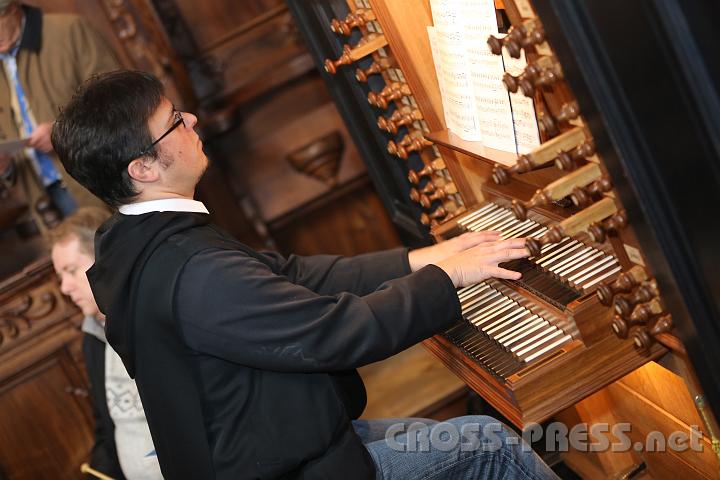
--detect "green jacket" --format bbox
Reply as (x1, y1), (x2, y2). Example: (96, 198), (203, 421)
(0, 5), (119, 216)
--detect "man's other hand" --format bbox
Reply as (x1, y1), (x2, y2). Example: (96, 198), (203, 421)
(408, 231), (501, 272)
(27, 122), (54, 153)
(434, 237), (530, 288)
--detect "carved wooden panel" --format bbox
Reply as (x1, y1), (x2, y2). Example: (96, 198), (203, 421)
(0, 262), (91, 480)
(0, 280), (73, 352)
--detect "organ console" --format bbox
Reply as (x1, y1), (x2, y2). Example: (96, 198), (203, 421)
(291, 0), (720, 475)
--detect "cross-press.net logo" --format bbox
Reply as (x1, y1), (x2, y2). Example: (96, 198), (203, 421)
(385, 421), (704, 453)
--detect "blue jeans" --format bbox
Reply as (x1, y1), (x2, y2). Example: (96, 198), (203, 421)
(47, 181), (77, 217)
(352, 416), (559, 480)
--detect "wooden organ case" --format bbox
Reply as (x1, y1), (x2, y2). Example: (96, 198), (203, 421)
(289, 0), (720, 476)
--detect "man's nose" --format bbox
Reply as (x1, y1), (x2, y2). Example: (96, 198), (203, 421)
(184, 112), (198, 128)
(60, 277), (74, 295)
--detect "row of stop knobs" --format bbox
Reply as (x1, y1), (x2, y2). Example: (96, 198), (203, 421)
(323, 8), (461, 228)
(597, 265), (672, 352)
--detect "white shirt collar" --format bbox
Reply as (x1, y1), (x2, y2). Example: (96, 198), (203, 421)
(118, 198), (209, 216)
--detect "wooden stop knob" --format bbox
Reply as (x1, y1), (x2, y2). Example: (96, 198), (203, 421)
(613, 280), (659, 318)
(356, 59), (388, 82)
(525, 226), (565, 257)
(420, 205), (447, 226)
(511, 200), (529, 221)
(596, 265), (648, 306)
(324, 45), (353, 74)
(588, 210), (627, 243)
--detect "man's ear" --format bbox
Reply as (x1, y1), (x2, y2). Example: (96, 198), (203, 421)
(127, 157), (159, 183)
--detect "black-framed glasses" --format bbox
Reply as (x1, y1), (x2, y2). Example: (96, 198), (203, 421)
(138, 110), (185, 157)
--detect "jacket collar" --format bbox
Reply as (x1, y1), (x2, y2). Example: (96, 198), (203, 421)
(18, 5), (42, 53)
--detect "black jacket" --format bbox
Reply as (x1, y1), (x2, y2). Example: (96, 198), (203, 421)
(88, 212), (461, 479)
(83, 334), (126, 480)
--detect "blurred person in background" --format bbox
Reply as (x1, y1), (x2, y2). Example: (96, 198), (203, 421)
(50, 207), (162, 480)
(0, 0), (118, 230)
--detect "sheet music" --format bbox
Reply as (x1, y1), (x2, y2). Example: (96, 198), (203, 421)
(426, 27), (452, 127)
(458, 2), (517, 152)
(429, 0), (535, 154)
(429, 0), (482, 141)
(502, 49), (541, 154)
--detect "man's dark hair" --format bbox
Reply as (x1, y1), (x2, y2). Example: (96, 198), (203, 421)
(52, 70), (164, 207)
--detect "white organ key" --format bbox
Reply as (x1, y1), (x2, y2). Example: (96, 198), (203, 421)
(547, 247), (594, 272)
(494, 314), (542, 344)
(497, 316), (544, 345)
(467, 297), (511, 322)
(504, 221), (543, 238)
(464, 207), (507, 230)
(468, 210), (513, 231)
(482, 306), (526, 333)
(503, 320), (549, 348)
(581, 264), (622, 289)
(553, 250), (605, 276)
(569, 256), (618, 284)
(473, 299), (518, 328)
(513, 328), (560, 355)
(540, 237), (573, 254)
(501, 219), (537, 239)
(524, 226), (549, 239)
(458, 203), (498, 225)
(457, 283), (488, 302)
(487, 310), (534, 338)
(539, 243), (587, 269)
(461, 289), (498, 311)
(474, 212), (516, 232)
(535, 239), (575, 263)
(535, 241), (581, 266)
(491, 216), (523, 233)
(522, 334), (573, 362)
(568, 252), (615, 282)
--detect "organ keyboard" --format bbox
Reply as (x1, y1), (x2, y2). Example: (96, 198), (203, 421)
(288, 0), (720, 442)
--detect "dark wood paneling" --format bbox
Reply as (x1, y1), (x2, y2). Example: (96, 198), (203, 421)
(273, 180), (400, 256)
(173, 0), (285, 49)
(0, 263), (92, 479)
(215, 75), (366, 224)
(0, 349), (93, 480)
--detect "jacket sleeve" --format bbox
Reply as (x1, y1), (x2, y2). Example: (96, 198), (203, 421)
(82, 336), (126, 480)
(257, 247), (412, 296)
(69, 17), (120, 82)
(176, 248), (461, 372)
